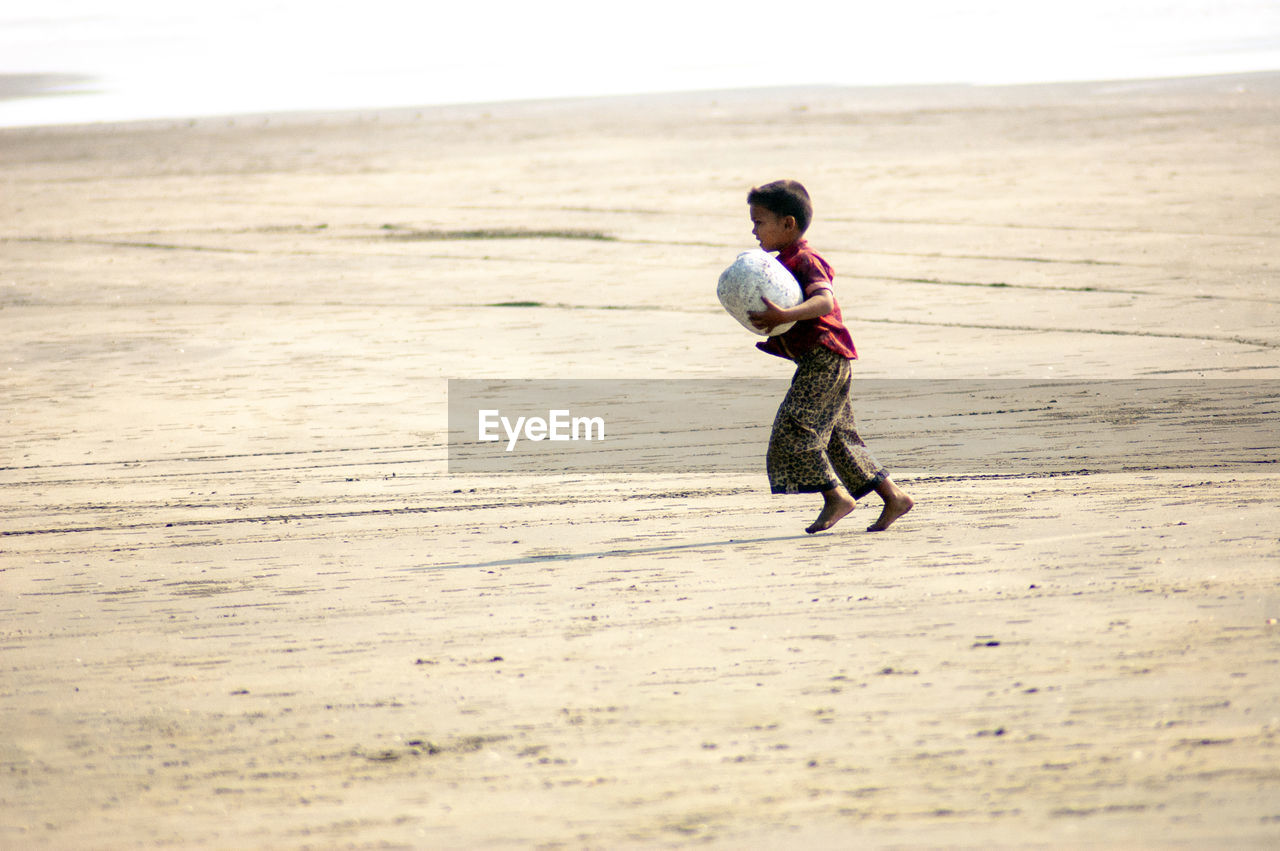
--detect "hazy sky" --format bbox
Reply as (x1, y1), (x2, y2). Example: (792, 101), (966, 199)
(2, 1), (1278, 125)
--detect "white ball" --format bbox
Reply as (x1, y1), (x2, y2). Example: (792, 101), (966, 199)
(717, 249), (803, 336)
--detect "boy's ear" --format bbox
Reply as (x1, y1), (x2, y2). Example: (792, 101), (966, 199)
(783, 215), (798, 231)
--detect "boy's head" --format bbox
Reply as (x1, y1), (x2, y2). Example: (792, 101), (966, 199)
(747, 180), (812, 252)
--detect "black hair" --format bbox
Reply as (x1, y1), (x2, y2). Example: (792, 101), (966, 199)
(747, 179), (813, 233)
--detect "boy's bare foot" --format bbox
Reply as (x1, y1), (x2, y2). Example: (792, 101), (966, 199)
(806, 488), (855, 534)
(867, 481), (913, 532)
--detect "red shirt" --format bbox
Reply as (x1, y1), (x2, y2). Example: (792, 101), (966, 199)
(756, 239), (858, 361)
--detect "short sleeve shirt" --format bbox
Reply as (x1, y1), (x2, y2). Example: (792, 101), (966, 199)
(756, 239), (858, 361)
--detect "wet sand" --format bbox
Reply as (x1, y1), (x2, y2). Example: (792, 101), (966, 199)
(2, 75), (1279, 848)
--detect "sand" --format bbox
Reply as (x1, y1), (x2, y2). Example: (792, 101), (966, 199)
(2, 74), (1279, 849)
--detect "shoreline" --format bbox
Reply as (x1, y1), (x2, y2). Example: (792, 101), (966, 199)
(1, 68), (1277, 132)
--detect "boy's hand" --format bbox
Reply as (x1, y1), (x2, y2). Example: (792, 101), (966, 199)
(748, 297), (790, 332)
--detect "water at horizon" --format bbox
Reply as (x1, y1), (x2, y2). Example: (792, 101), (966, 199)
(2, 0), (1278, 128)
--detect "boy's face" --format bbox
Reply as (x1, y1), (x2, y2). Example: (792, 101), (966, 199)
(750, 204), (796, 253)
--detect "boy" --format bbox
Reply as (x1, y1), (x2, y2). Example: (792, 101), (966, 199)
(745, 180), (913, 533)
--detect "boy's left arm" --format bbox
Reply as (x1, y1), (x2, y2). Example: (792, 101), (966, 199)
(749, 290), (833, 332)
(749, 251), (836, 332)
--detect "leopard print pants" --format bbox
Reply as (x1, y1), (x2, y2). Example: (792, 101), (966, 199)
(767, 346), (887, 496)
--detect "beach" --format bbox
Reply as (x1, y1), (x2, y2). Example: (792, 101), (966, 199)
(2, 74), (1279, 848)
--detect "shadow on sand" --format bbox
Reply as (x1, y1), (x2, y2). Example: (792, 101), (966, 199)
(399, 533), (816, 572)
